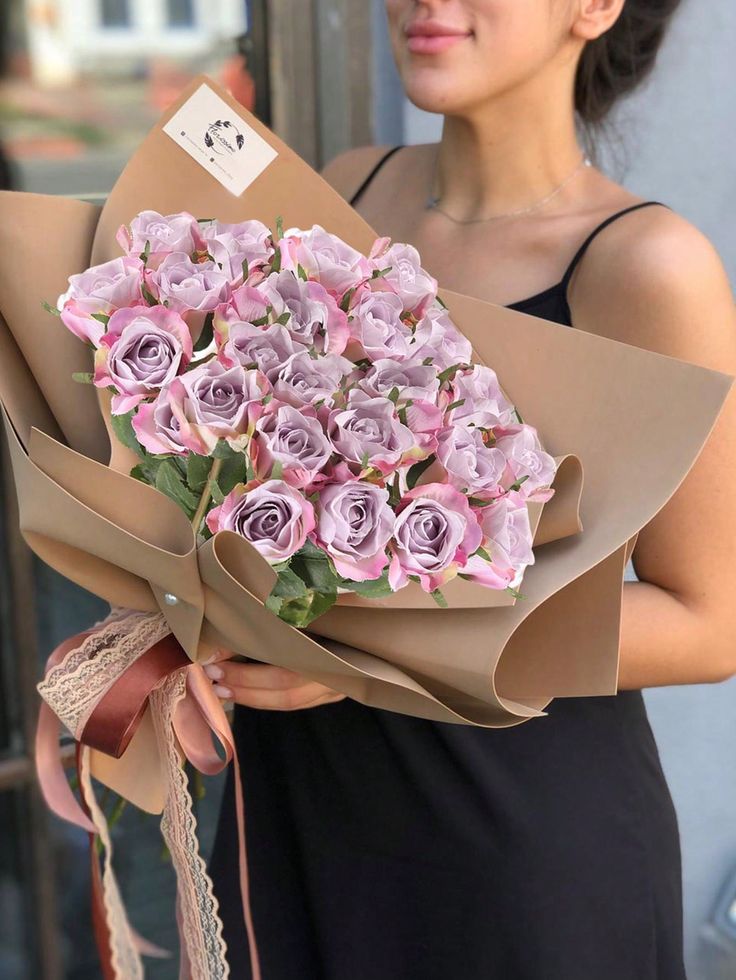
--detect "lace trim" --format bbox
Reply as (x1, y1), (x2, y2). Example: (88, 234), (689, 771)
(150, 672), (230, 979)
(79, 746), (144, 980)
(38, 611), (170, 737)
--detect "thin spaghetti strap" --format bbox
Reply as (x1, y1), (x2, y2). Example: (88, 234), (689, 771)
(560, 201), (672, 289)
(349, 145), (405, 206)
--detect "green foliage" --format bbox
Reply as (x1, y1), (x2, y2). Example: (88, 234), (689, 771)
(155, 460), (200, 517)
(110, 410), (146, 459)
(193, 312), (214, 352)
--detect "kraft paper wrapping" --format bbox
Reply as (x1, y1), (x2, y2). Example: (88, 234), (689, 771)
(0, 77), (732, 810)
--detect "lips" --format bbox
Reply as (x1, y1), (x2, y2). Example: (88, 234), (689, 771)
(404, 21), (472, 55)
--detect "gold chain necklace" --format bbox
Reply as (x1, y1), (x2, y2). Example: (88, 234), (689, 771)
(425, 152), (592, 223)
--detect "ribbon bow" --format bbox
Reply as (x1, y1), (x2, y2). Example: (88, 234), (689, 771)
(36, 607), (260, 980)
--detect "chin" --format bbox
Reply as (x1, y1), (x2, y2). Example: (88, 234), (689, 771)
(401, 73), (483, 116)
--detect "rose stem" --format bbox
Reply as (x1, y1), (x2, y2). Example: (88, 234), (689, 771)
(191, 456), (224, 535)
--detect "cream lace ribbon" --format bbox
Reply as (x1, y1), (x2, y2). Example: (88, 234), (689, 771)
(38, 607), (233, 979)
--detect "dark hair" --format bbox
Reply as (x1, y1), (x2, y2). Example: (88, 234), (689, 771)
(574, 0), (683, 125)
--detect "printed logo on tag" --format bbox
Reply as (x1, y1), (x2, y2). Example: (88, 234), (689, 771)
(163, 83), (278, 196)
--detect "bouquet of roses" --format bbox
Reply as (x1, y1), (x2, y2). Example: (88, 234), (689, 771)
(54, 210), (558, 627)
(1, 76), (730, 980)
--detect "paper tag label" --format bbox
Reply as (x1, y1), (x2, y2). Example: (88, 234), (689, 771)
(163, 83), (277, 196)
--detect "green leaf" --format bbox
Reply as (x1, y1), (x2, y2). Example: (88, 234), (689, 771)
(155, 460), (200, 516)
(430, 588), (448, 608)
(270, 460), (284, 480)
(209, 480), (225, 506)
(505, 585), (526, 600)
(141, 282), (158, 307)
(72, 372), (94, 384)
(42, 300), (60, 317)
(130, 457), (163, 485)
(241, 257), (249, 281)
(218, 453), (248, 496)
(508, 475), (530, 493)
(272, 567), (309, 599)
(446, 398), (466, 412)
(271, 246), (282, 273)
(338, 571), (393, 598)
(274, 311), (290, 326)
(110, 410), (146, 459)
(186, 454), (212, 494)
(139, 239), (151, 265)
(290, 546), (339, 595)
(275, 215), (284, 240)
(436, 294), (448, 310)
(211, 439), (239, 460)
(90, 312), (111, 326)
(193, 312), (214, 353)
(437, 363), (468, 385)
(422, 356), (434, 366)
(513, 407), (525, 424)
(276, 588), (337, 627)
(296, 263), (308, 281)
(387, 386), (400, 404)
(370, 266), (392, 279)
(473, 545), (493, 563)
(406, 455), (435, 490)
(339, 286), (356, 313)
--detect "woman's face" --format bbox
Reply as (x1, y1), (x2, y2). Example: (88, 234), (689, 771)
(384, 0), (578, 116)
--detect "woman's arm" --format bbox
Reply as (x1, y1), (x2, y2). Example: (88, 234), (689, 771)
(570, 206), (736, 687)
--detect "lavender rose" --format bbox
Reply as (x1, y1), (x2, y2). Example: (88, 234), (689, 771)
(93, 305), (193, 414)
(57, 256), (144, 345)
(218, 322), (308, 378)
(313, 481), (394, 581)
(493, 424), (558, 501)
(388, 483), (482, 592)
(116, 210), (205, 267)
(251, 403), (333, 489)
(201, 219), (274, 284)
(149, 252), (231, 314)
(135, 361), (270, 455)
(272, 351), (353, 408)
(436, 425), (507, 495)
(327, 390), (415, 476)
(206, 480), (315, 564)
(359, 358), (440, 404)
(258, 269), (350, 354)
(370, 240), (438, 317)
(349, 290), (413, 362)
(411, 305), (473, 370)
(280, 223), (372, 298)
(447, 364), (516, 430)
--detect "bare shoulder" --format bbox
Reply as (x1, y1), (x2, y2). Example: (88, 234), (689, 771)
(319, 144), (396, 201)
(570, 203), (736, 371)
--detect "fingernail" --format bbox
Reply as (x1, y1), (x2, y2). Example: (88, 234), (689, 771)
(213, 684), (232, 699)
(203, 664), (224, 681)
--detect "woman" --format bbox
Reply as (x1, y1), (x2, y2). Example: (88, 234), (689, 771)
(207, 2), (736, 977)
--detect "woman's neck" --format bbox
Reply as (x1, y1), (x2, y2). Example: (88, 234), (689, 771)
(433, 82), (587, 223)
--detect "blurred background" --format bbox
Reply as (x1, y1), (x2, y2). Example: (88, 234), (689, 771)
(0, 1), (734, 978)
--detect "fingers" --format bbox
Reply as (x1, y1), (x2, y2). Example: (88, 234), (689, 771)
(202, 660), (346, 711)
(223, 683), (345, 711)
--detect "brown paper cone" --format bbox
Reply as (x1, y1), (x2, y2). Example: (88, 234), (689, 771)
(0, 78), (732, 812)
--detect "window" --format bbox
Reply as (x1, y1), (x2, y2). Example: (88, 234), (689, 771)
(100, 0), (131, 29)
(166, 0), (196, 29)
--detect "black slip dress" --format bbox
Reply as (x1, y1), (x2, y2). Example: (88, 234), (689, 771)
(208, 145), (686, 980)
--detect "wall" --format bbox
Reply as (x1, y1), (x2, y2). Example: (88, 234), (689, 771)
(371, 0), (736, 976)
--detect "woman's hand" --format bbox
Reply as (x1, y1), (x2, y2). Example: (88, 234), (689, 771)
(203, 656), (347, 711)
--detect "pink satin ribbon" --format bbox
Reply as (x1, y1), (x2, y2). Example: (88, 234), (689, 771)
(35, 626), (262, 980)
